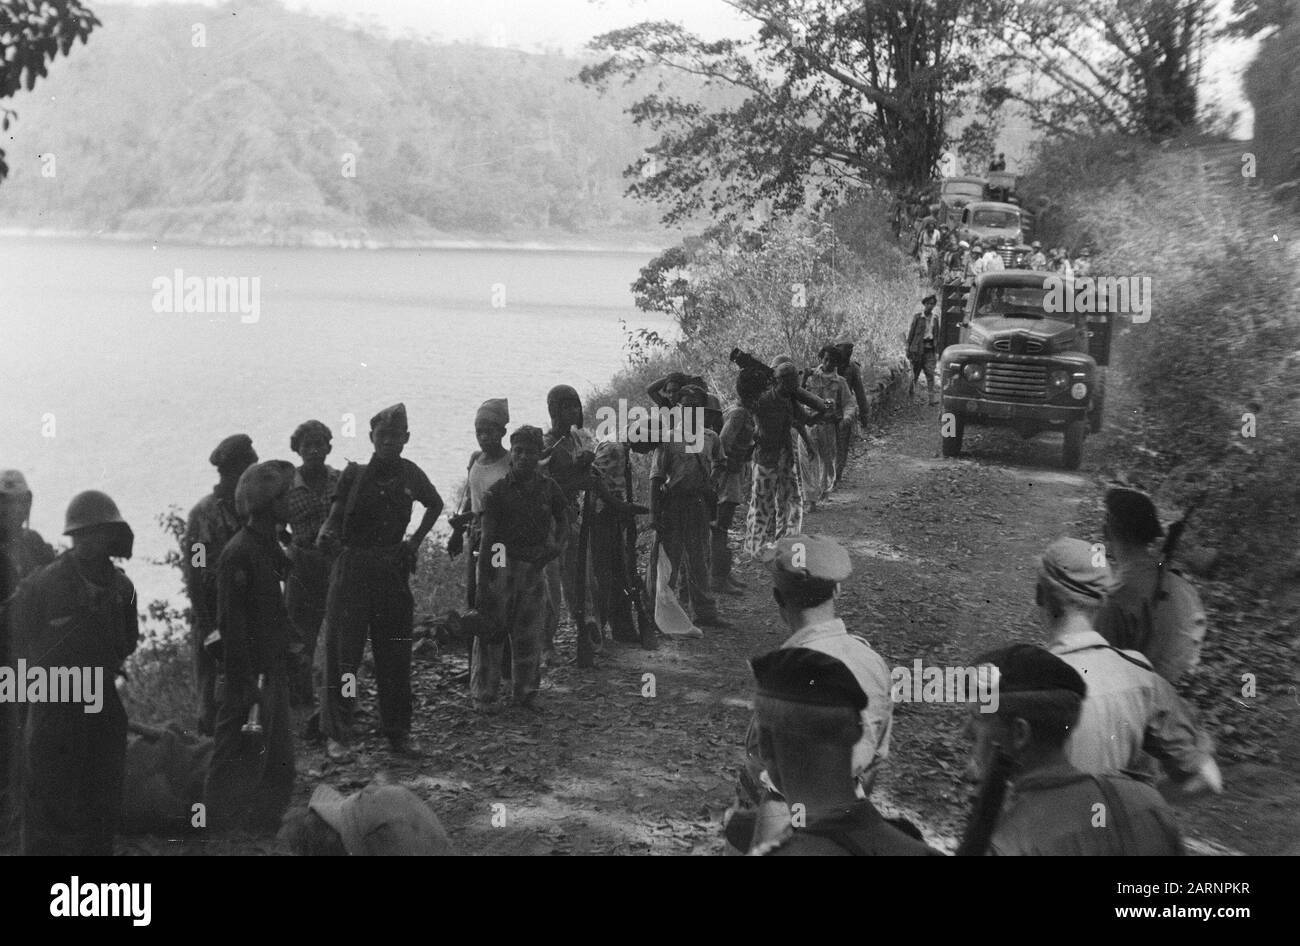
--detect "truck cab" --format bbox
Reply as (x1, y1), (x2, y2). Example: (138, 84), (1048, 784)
(938, 271), (1112, 469)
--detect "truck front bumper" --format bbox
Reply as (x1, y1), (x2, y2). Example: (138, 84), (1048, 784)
(943, 395), (1088, 427)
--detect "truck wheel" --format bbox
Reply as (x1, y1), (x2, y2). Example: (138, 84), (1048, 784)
(1062, 421), (1087, 470)
(941, 415), (964, 458)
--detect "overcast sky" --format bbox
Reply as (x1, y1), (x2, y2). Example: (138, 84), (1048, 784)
(119, 0), (1257, 136)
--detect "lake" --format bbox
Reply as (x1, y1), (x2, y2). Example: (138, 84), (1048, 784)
(0, 236), (673, 608)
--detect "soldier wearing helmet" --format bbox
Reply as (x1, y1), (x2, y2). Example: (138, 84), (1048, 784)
(0, 470), (55, 582)
(8, 490), (139, 855)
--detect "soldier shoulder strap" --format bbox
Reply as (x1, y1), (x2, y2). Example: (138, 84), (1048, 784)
(340, 461), (368, 543)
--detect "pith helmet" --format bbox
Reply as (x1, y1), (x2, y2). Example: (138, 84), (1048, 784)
(64, 490), (127, 535)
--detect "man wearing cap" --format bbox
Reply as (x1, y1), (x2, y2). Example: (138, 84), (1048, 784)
(0, 469), (55, 849)
(746, 647), (937, 856)
(1034, 538), (1222, 798)
(283, 421), (341, 706)
(10, 490), (139, 855)
(540, 384), (598, 661)
(964, 643), (1184, 855)
(282, 782), (453, 855)
(205, 460), (298, 833)
(447, 398), (512, 610)
(474, 426), (569, 710)
(183, 433), (258, 735)
(1028, 241), (1047, 270)
(650, 384), (730, 630)
(739, 535), (893, 844)
(316, 404), (443, 761)
(905, 294), (942, 405)
(1095, 488), (1207, 686)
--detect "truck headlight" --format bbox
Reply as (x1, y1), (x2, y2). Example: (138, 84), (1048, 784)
(1048, 369), (1070, 391)
(1071, 382), (1088, 400)
(963, 363), (985, 382)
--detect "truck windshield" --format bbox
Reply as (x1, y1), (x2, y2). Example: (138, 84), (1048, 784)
(975, 285), (1050, 316)
(971, 210), (1019, 228)
(944, 182), (984, 198)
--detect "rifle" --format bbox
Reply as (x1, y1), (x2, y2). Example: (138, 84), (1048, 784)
(956, 747), (1015, 856)
(574, 487), (599, 668)
(1154, 497), (1200, 606)
(624, 449), (657, 650)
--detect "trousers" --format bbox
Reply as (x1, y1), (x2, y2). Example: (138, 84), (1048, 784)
(660, 491), (717, 621)
(711, 500), (739, 587)
(471, 559), (548, 704)
(320, 546), (414, 742)
(204, 667), (294, 833)
(285, 546), (332, 703)
(543, 514), (595, 651)
(591, 504), (636, 641)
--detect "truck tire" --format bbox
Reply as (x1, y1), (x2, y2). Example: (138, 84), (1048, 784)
(941, 414), (964, 458)
(1062, 421), (1087, 470)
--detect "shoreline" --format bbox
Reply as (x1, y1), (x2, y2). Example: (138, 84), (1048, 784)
(0, 226), (678, 255)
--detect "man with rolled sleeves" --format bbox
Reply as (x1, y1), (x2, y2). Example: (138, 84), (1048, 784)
(1095, 486), (1207, 686)
(1035, 538), (1222, 798)
(204, 460), (297, 833)
(11, 490), (139, 855)
(746, 648), (938, 856)
(963, 643), (1185, 855)
(316, 404), (443, 762)
(183, 434), (258, 735)
(283, 421), (342, 706)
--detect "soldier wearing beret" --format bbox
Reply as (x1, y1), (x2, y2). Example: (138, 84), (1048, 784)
(473, 425), (568, 710)
(316, 404), (443, 761)
(737, 535), (893, 851)
(204, 461), (298, 833)
(1035, 538), (1222, 799)
(283, 421), (342, 706)
(964, 643), (1185, 855)
(183, 434), (258, 735)
(905, 294), (941, 404)
(1095, 486), (1207, 686)
(745, 648), (938, 856)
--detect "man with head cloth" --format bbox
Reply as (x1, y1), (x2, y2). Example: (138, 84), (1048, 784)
(447, 398), (511, 610)
(1035, 537), (1222, 800)
(1095, 485), (1207, 686)
(316, 404), (443, 761)
(746, 647), (938, 856)
(183, 433), (258, 735)
(963, 643), (1184, 855)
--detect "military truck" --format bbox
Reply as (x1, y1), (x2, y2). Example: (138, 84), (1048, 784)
(937, 271), (1112, 470)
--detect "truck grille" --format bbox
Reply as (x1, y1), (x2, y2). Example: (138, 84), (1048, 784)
(993, 336), (1044, 354)
(997, 247), (1016, 267)
(985, 363), (1048, 399)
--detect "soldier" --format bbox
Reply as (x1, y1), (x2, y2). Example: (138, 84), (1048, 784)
(183, 434), (258, 735)
(1073, 246), (1093, 277)
(11, 490), (139, 855)
(801, 346), (855, 505)
(446, 398), (511, 609)
(283, 421), (341, 706)
(590, 419), (656, 642)
(650, 384), (730, 630)
(734, 536), (894, 853)
(204, 461), (297, 833)
(914, 218), (942, 281)
(963, 643), (1184, 855)
(473, 426), (568, 710)
(0, 470), (56, 579)
(540, 385), (598, 662)
(0, 469), (55, 849)
(906, 294), (942, 405)
(1095, 486), (1207, 686)
(1028, 240), (1047, 270)
(712, 392), (757, 596)
(1035, 538), (1222, 797)
(316, 404), (443, 762)
(746, 648), (937, 856)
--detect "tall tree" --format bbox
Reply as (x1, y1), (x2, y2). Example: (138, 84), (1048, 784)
(978, 0), (1212, 138)
(580, 0), (991, 226)
(0, 0), (101, 182)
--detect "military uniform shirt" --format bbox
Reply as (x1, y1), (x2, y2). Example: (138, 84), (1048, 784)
(480, 470), (568, 563)
(335, 458), (441, 549)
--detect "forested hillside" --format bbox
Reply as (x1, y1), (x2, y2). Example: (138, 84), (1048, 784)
(0, 0), (699, 244)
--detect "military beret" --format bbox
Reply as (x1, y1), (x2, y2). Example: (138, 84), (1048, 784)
(234, 460), (295, 517)
(370, 403), (408, 431)
(290, 420), (332, 453)
(0, 469), (31, 497)
(757, 534), (852, 584)
(509, 425), (544, 450)
(1038, 537), (1115, 604)
(751, 647), (868, 710)
(1104, 486), (1164, 543)
(972, 643), (1086, 698)
(209, 434), (257, 469)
